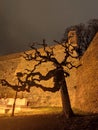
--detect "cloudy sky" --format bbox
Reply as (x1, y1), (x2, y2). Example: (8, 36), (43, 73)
(0, 0), (98, 56)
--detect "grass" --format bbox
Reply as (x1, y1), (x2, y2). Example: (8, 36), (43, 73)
(0, 106), (62, 117)
(16, 106), (62, 116)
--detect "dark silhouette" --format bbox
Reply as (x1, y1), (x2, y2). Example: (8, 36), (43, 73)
(0, 38), (80, 118)
(62, 19), (98, 56)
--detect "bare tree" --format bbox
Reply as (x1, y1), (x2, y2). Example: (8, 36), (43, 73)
(0, 39), (80, 118)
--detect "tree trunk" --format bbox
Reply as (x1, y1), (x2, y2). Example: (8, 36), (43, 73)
(11, 91), (18, 116)
(60, 79), (74, 118)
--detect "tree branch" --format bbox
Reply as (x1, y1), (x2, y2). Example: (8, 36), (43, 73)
(0, 79), (26, 92)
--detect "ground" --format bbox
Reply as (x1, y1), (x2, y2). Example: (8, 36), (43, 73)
(0, 108), (98, 130)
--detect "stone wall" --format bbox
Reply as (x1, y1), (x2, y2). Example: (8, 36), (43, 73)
(75, 33), (98, 114)
(66, 33), (98, 114)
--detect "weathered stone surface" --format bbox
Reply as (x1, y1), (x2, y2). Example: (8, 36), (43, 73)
(66, 33), (98, 114)
(75, 33), (98, 114)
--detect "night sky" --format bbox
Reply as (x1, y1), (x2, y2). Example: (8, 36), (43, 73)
(0, 0), (98, 56)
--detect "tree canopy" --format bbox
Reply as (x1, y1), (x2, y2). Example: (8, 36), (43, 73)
(0, 39), (80, 93)
(62, 19), (98, 55)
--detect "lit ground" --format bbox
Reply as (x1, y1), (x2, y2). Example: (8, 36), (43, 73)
(0, 107), (62, 117)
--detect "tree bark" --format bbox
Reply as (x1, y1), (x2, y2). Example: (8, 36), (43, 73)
(60, 79), (74, 118)
(11, 91), (18, 116)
